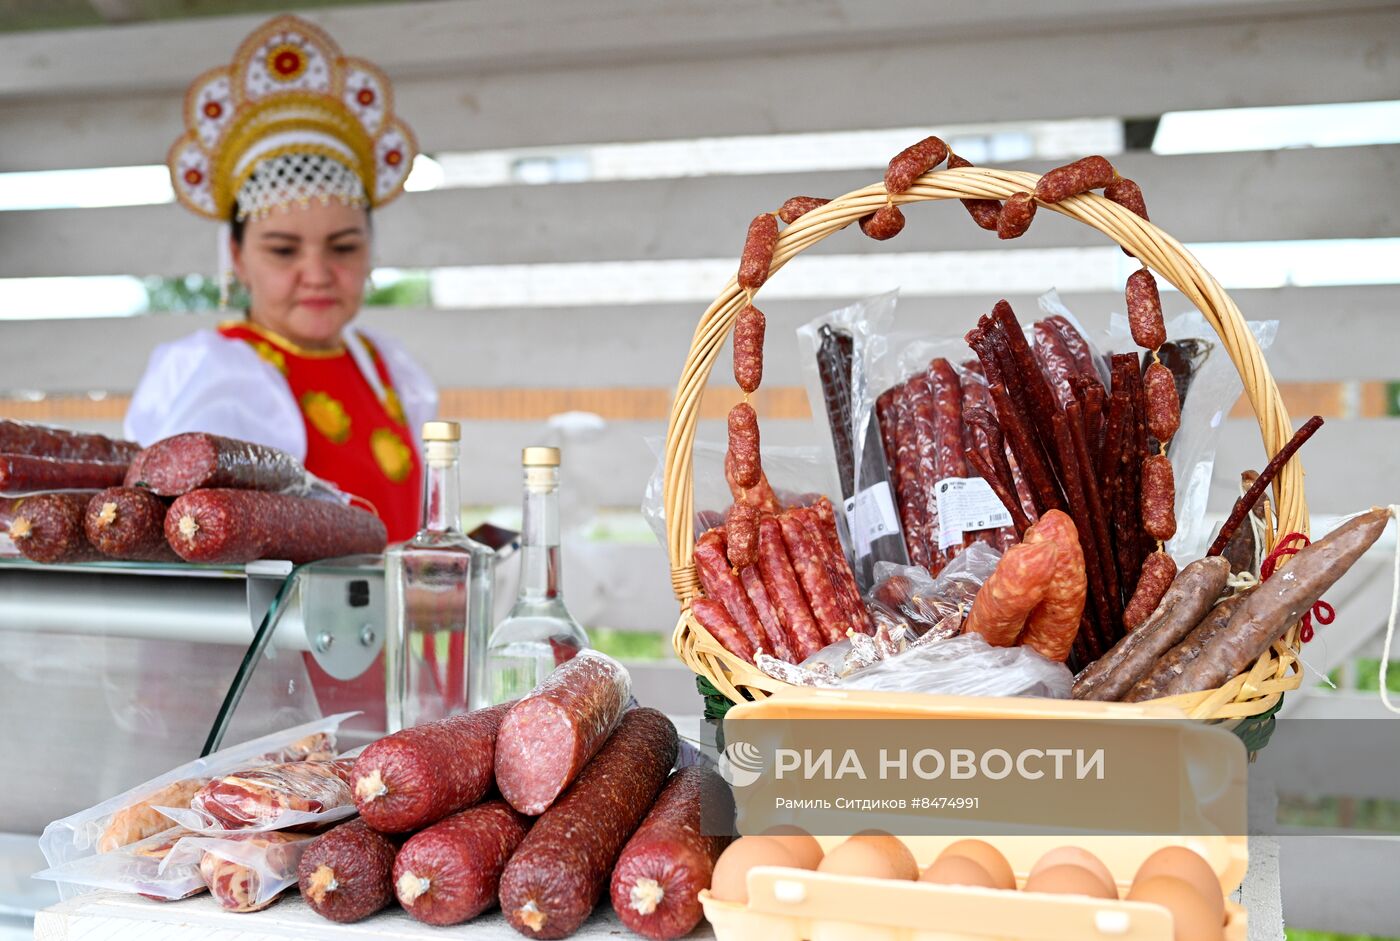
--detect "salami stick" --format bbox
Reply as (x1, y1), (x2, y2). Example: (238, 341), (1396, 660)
(1068, 401), (1123, 633)
(990, 301), (1062, 452)
(967, 327), (1061, 514)
(694, 530), (767, 655)
(1207, 415), (1325, 557)
(1050, 412), (1112, 652)
(907, 376), (942, 569)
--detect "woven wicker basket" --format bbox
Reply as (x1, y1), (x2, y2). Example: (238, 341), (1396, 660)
(664, 164), (1309, 720)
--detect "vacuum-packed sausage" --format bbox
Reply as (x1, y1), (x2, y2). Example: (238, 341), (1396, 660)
(8, 491), (101, 563)
(891, 383), (929, 568)
(164, 489), (387, 564)
(200, 831), (312, 912)
(84, 487), (177, 561)
(393, 800), (531, 926)
(1126, 269), (1166, 351)
(694, 529), (766, 655)
(0, 454), (126, 493)
(298, 818), (399, 923)
(499, 708), (679, 940)
(1123, 551), (1178, 631)
(946, 152), (1002, 230)
(777, 196), (830, 224)
(737, 213), (779, 292)
(495, 650), (631, 816)
(1043, 315), (1100, 380)
(135, 432), (306, 496)
(807, 499), (873, 634)
(732, 305), (766, 394)
(997, 192), (1037, 239)
(1032, 322), (1079, 411)
(1019, 510), (1087, 662)
(1034, 156), (1115, 203)
(758, 517), (825, 659)
(884, 136), (947, 195)
(965, 540), (1060, 646)
(859, 205), (905, 240)
(609, 767), (732, 940)
(0, 420), (139, 463)
(191, 758), (355, 829)
(352, 702), (511, 833)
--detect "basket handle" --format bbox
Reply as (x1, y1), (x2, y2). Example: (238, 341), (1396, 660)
(662, 166), (1309, 607)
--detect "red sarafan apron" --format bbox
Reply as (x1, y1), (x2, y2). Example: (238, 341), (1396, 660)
(220, 321), (424, 727)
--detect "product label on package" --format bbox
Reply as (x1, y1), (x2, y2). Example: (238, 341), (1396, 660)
(935, 477), (1013, 550)
(844, 482), (900, 557)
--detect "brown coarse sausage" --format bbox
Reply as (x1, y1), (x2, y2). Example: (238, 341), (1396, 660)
(690, 598), (756, 663)
(758, 516), (825, 660)
(393, 800), (531, 926)
(859, 205), (905, 240)
(964, 540), (1060, 647)
(298, 818), (399, 923)
(164, 489), (387, 564)
(777, 196), (830, 224)
(495, 650), (631, 816)
(1123, 551), (1179, 631)
(0, 420), (139, 464)
(1105, 177), (1149, 221)
(694, 529), (766, 655)
(8, 492), (101, 563)
(84, 487), (177, 562)
(778, 510), (847, 645)
(351, 702), (512, 833)
(725, 503), (760, 569)
(135, 432), (305, 496)
(191, 758), (355, 828)
(737, 213), (779, 293)
(946, 152), (1002, 231)
(1143, 362), (1181, 443)
(724, 449), (781, 515)
(1140, 454), (1177, 542)
(1126, 269), (1166, 351)
(738, 564), (794, 661)
(1019, 510), (1087, 662)
(1033, 156), (1115, 204)
(1122, 591), (1250, 702)
(499, 708), (679, 940)
(732, 305), (766, 394)
(997, 192), (1037, 239)
(0, 454), (126, 493)
(609, 767), (732, 940)
(885, 136), (948, 194)
(726, 403), (761, 490)
(1160, 508), (1392, 698)
(1071, 556), (1230, 701)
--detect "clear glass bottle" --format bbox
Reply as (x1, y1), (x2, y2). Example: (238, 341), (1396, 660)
(486, 446), (590, 703)
(384, 421), (495, 730)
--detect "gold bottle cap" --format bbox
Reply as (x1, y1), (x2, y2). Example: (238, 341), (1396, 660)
(422, 420), (461, 442)
(522, 446), (560, 467)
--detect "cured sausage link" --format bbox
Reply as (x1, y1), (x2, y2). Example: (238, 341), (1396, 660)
(298, 818), (399, 924)
(135, 432), (306, 496)
(0, 454), (126, 492)
(164, 489), (387, 564)
(393, 800), (531, 926)
(8, 492), (102, 563)
(0, 420), (139, 463)
(84, 487), (177, 562)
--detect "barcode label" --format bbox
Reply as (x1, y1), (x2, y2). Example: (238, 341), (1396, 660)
(935, 477), (1013, 550)
(843, 482), (900, 557)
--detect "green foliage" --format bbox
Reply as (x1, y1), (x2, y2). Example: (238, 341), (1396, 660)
(364, 272), (431, 308)
(142, 274), (244, 313)
(588, 628), (668, 661)
(1286, 930), (1399, 941)
(1354, 659), (1400, 693)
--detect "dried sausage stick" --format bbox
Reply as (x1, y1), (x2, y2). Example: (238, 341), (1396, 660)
(777, 196), (830, 224)
(1034, 156), (1115, 203)
(960, 369), (1016, 545)
(8, 492), (101, 563)
(1126, 269), (1167, 352)
(928, 359), (966, 557)
(946, 152), (1001, 231)
(799, 503), (871, 636)
(1105, 177), (1149, 221)
(499, 708), (679, 940)
(694, 529), (767, 655)
(724, 450), (781, 516)
(165, 489), (387, 564)
(1068, 401), (1123, 634)
(0, 454), (126, 492)
(1141, 454), (1177, 543)
(1123, 590), (1250, 702)
(907, 375), (942, 568)
(393, 800), (531, 926)
(859, 205), (905, 240)
(964, 447), (1030, 537)
(84, 487), (177, 562)
(1122, 551), (1179, 632)
(1207, 415), (1325, 557)
(990, 302), (1063, 452)
(757, 517), (826, 660)
(298, 818), (399, 924)
(737, 213), (779, 293)
(996, 192), (1037, 239)
(1050, 412), (1113, 652)
(1143, 362), (1181, 444)
(1043, 315), (1101, 380)
(884, 136), (948, 194)
(726, 403), (762, 490)
(495, 650), (632, 816)
(1033, 322), (1080, 411)
(609, 766), (732, 941)
(737, 564), (794, 661)
(724, 504), (760, 569)
(891, 384), (929, 569)
(732, 305), (765, 394)
(778, 510), (848, 644)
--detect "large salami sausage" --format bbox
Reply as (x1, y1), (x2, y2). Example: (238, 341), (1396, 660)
(0, 454), (126, 493)
(394, 800), (532, 926)
(609, 766), (732, 940)
(136, 432), (306, 496)
(498, 708), (679, 940)
(84, 487), (178, 561)
(351, 702), (511, 833)
(164, 489), (387, 564)
(298, 818), (399, 923)
(7, 492), (101, 563)
(494, 650), (631, 816)
(0, 420), (139, 463)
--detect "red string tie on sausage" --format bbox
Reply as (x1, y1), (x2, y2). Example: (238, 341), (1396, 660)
(1260, 532), (1336, 643)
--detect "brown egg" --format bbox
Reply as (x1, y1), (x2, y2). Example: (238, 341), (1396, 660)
(710, 837), (798, 903)
(1029, 847), (1118, 898)
(936, 839), (1016, 891)
(846, 831), (919, 881)
(1132, 847), (1226, 926)
(758, 825), (824, 870)
(1023, 864), (1118, 900)
(818, 836), (916, 881)
(1128, 876), (1226, 941)
(919, 855), (999, 889)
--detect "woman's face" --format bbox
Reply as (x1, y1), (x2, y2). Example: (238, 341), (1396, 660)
(231, 201), (371, 350)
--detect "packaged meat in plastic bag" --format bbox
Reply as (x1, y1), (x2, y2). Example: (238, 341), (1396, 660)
(166, 830), (316, 912)
(33, 826), (206, 902)
(867, 542), (1001, 636)
(39, 711), (356, 878)
(158, 758), (357, 834)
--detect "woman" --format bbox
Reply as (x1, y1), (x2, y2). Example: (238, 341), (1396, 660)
(126, 14), (435, 543)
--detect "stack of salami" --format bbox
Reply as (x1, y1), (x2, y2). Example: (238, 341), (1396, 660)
(4, 428), (385, 565)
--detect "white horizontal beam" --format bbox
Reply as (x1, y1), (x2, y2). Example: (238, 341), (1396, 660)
(1, 145), (1395, 277)
(2, 7), (1398, 171)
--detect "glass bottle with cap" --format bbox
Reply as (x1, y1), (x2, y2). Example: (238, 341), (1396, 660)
(485, 446), (590, 703)
(383, 420), (494, 730)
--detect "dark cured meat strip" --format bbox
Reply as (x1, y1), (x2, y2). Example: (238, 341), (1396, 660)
(0, 420), (139, 464)
(498, 709), (678, 940)
(1049, 413), (1112, 654)
(0, 454), (126, 493)
(875, 388), (900, 472)
(135, 433), (305, 496)
(1068, 401), (1123, 637)
(906, 376), (942, 572)
(815, 326), (857, 500)
(164, 489), (387, 564)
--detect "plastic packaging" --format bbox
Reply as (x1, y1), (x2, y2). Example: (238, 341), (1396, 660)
(33, 826), (206, 902)
(39, 712), (353, 877)
(171, 831), (315, 913)
(0, 419), (140, 464)
(867, 543), (1002, 636)
(159, 758), (357, 833)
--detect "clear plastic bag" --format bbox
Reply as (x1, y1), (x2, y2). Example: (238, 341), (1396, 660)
(157, 758), (357, 834)
(33, 826), (206, 902)
(167, 830), (315, 913)
(39, 712), (354, 876)
(840, 633), (1073, 697)
(867, 542), (1002, 635)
